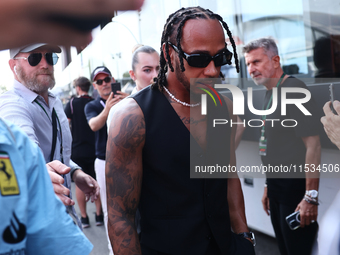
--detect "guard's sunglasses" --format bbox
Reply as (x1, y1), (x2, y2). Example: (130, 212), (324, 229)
(168, 42), (232, 68)
(14, 52), (59, 66)
(95, 76), (112, 85)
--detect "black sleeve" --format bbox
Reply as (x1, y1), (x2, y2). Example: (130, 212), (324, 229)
(84, 101), (99, 122)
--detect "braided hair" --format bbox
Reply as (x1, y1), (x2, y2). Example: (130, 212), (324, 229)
(152, 6), (239, 90)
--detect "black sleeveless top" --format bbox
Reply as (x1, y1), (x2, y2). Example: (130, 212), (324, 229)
(133, 86), (232, 254)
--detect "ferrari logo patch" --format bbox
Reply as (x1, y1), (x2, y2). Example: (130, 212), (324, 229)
(0, 152), (20, 196)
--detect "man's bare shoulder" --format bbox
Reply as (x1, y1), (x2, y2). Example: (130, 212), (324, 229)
(107, 97), (145, 150)
(108, 97), (143, 127)
(106, 97), (145, 180)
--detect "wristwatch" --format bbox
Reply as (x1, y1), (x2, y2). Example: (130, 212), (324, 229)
(238, 232), (256, 246)
(305, 190), (318, 199)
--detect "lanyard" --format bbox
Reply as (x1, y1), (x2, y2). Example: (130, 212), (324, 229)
(259, 73), (285, 156)
(100, 100), (106, 108)
(34, 99), (64, 163)
(260, 73), (286, 134)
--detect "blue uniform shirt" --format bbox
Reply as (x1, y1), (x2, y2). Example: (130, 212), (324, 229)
(0, 119), (93, 254)
(85, 97), (108, 160)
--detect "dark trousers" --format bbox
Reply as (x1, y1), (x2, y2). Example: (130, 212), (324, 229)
(140, 238), (222, 255)
(141, 232), (255, 255)
(269, 197), (318, 255)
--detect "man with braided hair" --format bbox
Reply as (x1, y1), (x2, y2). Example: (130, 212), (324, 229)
(105, 6), (255, 255)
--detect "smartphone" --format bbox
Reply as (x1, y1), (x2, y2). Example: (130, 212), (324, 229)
(111, 82), (121, 95)
(329, 83), (338, 115)
(286, 211), (300, 230)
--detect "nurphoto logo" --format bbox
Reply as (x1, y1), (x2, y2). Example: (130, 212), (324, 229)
(197, 81), (312, 128)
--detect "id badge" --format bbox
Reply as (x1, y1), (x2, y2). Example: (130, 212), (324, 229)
(259, 136), (267, 156)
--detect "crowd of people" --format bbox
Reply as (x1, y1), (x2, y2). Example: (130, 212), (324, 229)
(1, 3), (340, 255)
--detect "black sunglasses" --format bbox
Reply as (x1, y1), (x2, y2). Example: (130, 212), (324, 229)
(14, 52), (59, 66)
(168, 42), (232, 68)
(95, 76), (112, 85)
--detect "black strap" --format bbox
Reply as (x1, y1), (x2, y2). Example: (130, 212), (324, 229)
(50, 108), (57, 162)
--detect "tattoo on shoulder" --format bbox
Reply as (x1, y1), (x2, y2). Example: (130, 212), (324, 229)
(114, 114), (145, 153)
(106, 109), (145, 199)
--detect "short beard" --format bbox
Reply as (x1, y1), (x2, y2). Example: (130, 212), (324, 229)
(17, 65), (55, 93)
(101, 91), (111, 97)
(174, 58), (200, 102)
(175, 58), (190, 92)
(252, 76), (268, 87)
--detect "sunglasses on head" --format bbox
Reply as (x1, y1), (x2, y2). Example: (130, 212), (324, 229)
(95, 76), (112, 85)
(14, 52), (59, 66)
(168, 42), (232, 68)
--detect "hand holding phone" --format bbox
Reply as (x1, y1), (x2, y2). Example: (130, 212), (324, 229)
(329, 84), (338, 115)
(111, 82), (121, 95)
(286, 211), (300, 230)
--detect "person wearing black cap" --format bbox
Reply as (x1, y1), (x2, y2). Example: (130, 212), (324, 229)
(0, 43), (100, 230)
(85, 66), (128, 254)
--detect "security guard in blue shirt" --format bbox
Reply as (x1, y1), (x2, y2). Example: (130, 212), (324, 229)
(0, 118), (93, 255)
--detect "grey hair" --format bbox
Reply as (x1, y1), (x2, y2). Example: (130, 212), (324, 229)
(131, 45), (157, 71)
(243, 37), (278, 58)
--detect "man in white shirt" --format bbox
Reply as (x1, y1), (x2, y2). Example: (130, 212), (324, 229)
(0, 43), (100, 228)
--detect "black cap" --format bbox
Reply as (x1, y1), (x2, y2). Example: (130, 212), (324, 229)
(91, 66), (112, 81)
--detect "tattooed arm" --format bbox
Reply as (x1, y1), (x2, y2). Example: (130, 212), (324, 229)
(223, 96), (250, 235)
(105, 98), (145, 254)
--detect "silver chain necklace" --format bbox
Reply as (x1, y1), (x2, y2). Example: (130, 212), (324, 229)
(163, 86), (200, 107)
